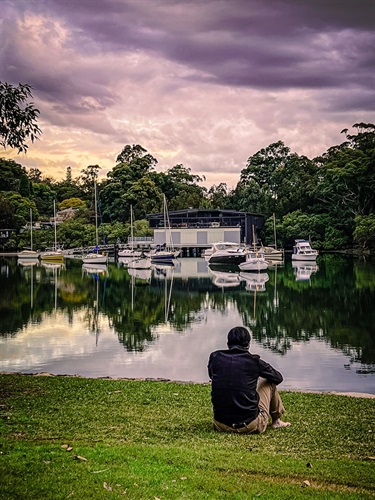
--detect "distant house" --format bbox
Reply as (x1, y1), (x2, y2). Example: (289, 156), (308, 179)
(0, 229), (18, 249)
(55, 207), (78, 223)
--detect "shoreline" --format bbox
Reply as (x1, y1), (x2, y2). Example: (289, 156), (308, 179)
(2, 371), (374, 398)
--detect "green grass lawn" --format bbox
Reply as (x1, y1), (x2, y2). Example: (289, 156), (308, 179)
(0, 374), (374, 499)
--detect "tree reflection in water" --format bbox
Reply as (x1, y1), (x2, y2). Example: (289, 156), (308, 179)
(0, 255), (374, 373)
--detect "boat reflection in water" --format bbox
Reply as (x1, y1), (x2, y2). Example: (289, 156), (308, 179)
(82, 263), (108, 276)
(1, 255), (375, 395)
(17, 258), (39, 267)
(208, 266), (241, 289)
(292, 261), (319, 281)
(240, 272), (269, 292)
(128, 267), (152, 283)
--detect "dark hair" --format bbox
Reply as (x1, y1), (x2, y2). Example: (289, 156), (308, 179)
(227, 326), (251, 348)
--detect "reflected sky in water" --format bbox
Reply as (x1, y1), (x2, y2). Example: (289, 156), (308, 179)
(0, 256), (374, 394)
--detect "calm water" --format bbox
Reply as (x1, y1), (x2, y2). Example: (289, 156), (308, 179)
(0, 255), (374, 394)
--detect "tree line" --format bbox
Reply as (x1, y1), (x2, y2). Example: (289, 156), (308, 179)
(0, 125), (374, 252)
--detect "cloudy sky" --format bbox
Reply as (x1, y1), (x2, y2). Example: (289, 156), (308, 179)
(1, 0), (374, 188)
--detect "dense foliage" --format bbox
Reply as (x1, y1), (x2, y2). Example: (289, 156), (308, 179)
(0, 124), (374, 252)
(0, 82), (42, 153)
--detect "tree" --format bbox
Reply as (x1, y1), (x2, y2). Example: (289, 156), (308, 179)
(316, 123), (375, 218)
(116, 144), (157, 168)
(28, 168), (43, 183)
(0, 82), (42, 153)
(0, 192), (39, 230)
(207, 183), (228, 209)
(58, 198), (86, 210)
(353, 214), (375, 251)
(0, 158), (28, 192)
(237, 141), (292, 216)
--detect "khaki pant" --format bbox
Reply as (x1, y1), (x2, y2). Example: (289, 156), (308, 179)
(213, 378), (285, 434)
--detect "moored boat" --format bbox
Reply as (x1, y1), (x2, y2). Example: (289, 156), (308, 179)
(238, 250), (268, 272)
(17, 208), (40, 260)
(82, 183), (108, 266)
(292, 239), (318, 261)
(207, 242), (248, 266)
(40, 201), (64, 262)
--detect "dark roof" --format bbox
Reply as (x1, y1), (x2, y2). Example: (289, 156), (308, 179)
(147, 208), (263, 218)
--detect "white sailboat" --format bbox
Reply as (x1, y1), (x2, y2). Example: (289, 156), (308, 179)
(238, 250), (269, 272)
(40, 201), (64, 262)
(147, 195), (180, 262)
(259, 213), (284, 262)
(17, 208), (40, 260)
(82, 182), (108, 266)
(118, 205), (143, 259)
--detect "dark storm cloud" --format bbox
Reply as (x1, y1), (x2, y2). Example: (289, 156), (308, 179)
(3, 0), (374, 99)
(1, 0), (374, 184)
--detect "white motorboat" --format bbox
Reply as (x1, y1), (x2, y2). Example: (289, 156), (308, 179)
(207, 242), (248, 266)
(238, 251), (268, 272)
(82, 183), (108, 266)
(240, 272), (270, 292)
(292, 239), (318, 261)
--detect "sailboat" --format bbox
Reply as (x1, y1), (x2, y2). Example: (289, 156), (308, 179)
(118, 206), (143, 259)
(17, 208), (40, 260)
(147, 195), (180, 262)
(40, 201), (64, 262)
(259, 213), (284, 262)
(238, 224), (268, 272)
(82, 182), (108, 266)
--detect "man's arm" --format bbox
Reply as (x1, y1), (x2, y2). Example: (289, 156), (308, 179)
(258, 359), (283, 385)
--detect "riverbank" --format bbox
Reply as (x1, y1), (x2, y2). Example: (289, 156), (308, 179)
(1, 374), (374, 499)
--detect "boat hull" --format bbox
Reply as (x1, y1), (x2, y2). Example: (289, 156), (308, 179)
(40, 251), (64, 262)
(128, 258), (152, 269)
(291, 254), (318, 261)
(17, 250), (40, 260)
(82, 253), (108, 265)
(238, 260), (268, 271)
(208, 252), (247, 266)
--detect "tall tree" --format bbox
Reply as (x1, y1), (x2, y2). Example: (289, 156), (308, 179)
(0, 82), (42, 153)
(315, 123), (375, 218)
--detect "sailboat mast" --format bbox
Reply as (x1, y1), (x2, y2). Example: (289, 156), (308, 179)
(163, 194), (167, 246)
(273, 213), (277, 250)
(53, 200), (57, 251)
(94, 182), (99, 248)
(130, 205), (134, 251)
(30, 208), (33, 251)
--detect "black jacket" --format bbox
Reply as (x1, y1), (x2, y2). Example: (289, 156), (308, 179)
(208, 345), (283, 426)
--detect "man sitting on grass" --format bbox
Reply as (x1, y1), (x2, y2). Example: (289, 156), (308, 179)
(208, 326), (291, 434)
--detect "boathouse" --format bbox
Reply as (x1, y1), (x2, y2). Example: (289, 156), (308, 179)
(147, 209), (265, 254)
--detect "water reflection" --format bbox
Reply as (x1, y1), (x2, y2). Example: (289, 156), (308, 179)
(292, 261), (319, 281)
(0, 255), (374, 393)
